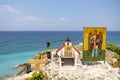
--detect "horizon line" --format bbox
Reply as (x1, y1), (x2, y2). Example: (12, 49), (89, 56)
(0, 30), (120, 32)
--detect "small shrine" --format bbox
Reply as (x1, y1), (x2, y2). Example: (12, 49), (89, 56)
(56, 38), (81, 69)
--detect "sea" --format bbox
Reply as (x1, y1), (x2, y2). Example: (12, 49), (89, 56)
(0, 31), (120, 77)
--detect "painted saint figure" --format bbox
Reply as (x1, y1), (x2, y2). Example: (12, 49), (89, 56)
(88, 30), (102, 60)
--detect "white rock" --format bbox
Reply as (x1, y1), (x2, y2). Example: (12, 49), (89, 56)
(112, 58), (117, 62)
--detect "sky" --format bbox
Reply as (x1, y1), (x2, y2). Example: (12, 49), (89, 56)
(0, 0), (120, 31)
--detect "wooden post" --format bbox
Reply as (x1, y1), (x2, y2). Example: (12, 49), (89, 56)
(59, 57), (61, 69)
(75, 55), (77, 69)
(46, 42), (51, 60)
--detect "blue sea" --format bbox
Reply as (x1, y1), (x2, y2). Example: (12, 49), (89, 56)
(0, 31), (120, 77)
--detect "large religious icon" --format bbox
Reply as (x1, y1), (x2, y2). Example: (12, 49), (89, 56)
(83, 27), (106, 61)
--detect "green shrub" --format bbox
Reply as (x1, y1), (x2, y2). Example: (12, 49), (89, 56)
(118, 55), (120, 62)
(106, 44), (120, 55)
(32, 69), (43, 80)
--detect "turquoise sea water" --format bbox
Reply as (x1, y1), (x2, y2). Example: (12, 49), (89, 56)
(0, 31), (120, 77)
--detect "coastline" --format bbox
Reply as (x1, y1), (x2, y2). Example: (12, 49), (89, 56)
(6, 43), (120, 80)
